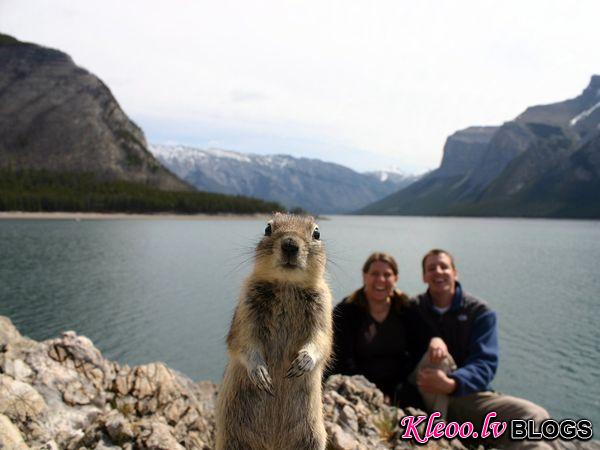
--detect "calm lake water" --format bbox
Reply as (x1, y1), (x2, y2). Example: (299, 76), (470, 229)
(0, 215), (598, 427)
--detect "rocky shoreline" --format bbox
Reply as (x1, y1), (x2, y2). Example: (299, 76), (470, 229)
(0, 316), (596, 449)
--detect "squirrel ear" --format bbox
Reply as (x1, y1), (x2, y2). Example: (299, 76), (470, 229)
(264, 221), (273, 236)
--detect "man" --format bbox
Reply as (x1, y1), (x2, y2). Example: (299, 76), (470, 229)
(412, 249), (552, 449)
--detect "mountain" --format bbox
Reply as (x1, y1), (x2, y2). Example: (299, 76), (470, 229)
(0, 33), (189, 191)
(436, 126), (500, 178)
(0, 33), (281, 214)
(151, 145), (419, 214)
(360, 75), (600, 218)
(359, 126), (499, 215)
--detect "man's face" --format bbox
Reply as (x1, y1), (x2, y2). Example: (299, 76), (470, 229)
(422, 253), (458, 296)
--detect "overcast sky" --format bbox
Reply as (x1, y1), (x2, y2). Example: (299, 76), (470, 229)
(2, 0), (599, 173)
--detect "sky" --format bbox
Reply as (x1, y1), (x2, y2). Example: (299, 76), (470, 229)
(1, 0), (599, 174)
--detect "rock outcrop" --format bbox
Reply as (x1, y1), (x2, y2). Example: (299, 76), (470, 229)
(0, 33), (191, 192)
(436, 126), (499, 179)
(0, 316), (215, 449)
(1, 316), (597, 449)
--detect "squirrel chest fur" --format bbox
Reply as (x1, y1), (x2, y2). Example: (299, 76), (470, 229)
(215, 213), (333, 450)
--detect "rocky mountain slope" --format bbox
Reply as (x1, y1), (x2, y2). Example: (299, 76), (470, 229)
(436, 126), (500, 179)
(0, 33), (189, 191)
(151, 145), (418, 214)
(360, 76), (600, 218)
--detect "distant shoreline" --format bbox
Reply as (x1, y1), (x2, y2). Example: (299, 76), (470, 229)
(0, 211), (272, 221)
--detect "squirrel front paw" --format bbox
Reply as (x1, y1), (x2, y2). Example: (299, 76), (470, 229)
(285, 350), (316, 378)
(249, 364), (274, 396)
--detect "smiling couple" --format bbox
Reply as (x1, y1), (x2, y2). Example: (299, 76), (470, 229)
(328, 249), (554, 450)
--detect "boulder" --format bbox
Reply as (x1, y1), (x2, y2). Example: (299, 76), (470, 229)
(0, 414), (29, 450)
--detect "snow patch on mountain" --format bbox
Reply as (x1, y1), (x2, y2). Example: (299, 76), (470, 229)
(149, 144), (418, 213)
(570, 101), (600, 126)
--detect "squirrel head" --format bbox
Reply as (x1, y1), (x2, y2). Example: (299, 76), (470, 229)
(253, 213), (326, 285)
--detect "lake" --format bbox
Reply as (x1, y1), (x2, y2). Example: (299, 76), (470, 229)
(0, 215), (598, 428)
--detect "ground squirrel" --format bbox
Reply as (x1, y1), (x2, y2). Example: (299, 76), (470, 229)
(215, 213), (333, 450)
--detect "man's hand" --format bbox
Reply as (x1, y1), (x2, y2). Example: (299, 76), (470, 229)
(417, 368), (456, 394)
(427, 337), (448, 364)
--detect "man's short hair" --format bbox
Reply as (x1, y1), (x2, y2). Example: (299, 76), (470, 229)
(362, 252), (399, 276)
(421, 249), (456, 274)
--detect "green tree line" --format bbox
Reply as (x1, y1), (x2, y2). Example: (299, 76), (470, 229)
(0, 170), (283, 214)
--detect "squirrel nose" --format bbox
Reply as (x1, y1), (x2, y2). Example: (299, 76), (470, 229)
(281, 238), (299, 256)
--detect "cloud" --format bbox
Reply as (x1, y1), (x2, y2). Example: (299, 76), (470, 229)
(1, 0), (599, 172)
(230, 89), (269, 103)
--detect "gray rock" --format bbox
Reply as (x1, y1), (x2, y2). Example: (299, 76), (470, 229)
(93, 436), (122, 450)
(0, 316), (25, 347)
(33, 441), (59, 450)
(328, 423), (362, 450)
(0, 414), (29, 450)
(3, 358), (34, 382)
(0, 374), (47, 421)
(0, 316), (215, 449)
(340, 404), (359, 432)
(135, 419), (185, 450)
(103, 411), (134, 445)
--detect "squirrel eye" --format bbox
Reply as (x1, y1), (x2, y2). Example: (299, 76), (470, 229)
(312, 227), (320, 240)
(264, 223), (272, 236)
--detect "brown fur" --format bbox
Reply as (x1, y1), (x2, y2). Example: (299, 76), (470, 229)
(215, 213), (333, 450)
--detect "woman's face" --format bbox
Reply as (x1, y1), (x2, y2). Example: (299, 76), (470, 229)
(363, 260), (398, 303)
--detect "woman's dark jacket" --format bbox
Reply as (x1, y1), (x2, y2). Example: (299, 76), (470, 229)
(327, 288), (418, 401)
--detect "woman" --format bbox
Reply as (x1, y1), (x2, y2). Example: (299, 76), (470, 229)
(329, 252), (418, 405)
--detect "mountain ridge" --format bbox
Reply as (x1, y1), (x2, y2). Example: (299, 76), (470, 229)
(151, 144), (419, 214)
(359, 76), (600, 218)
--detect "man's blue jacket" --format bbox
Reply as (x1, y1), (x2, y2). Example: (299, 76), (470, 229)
(413, 283), (499, 396)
